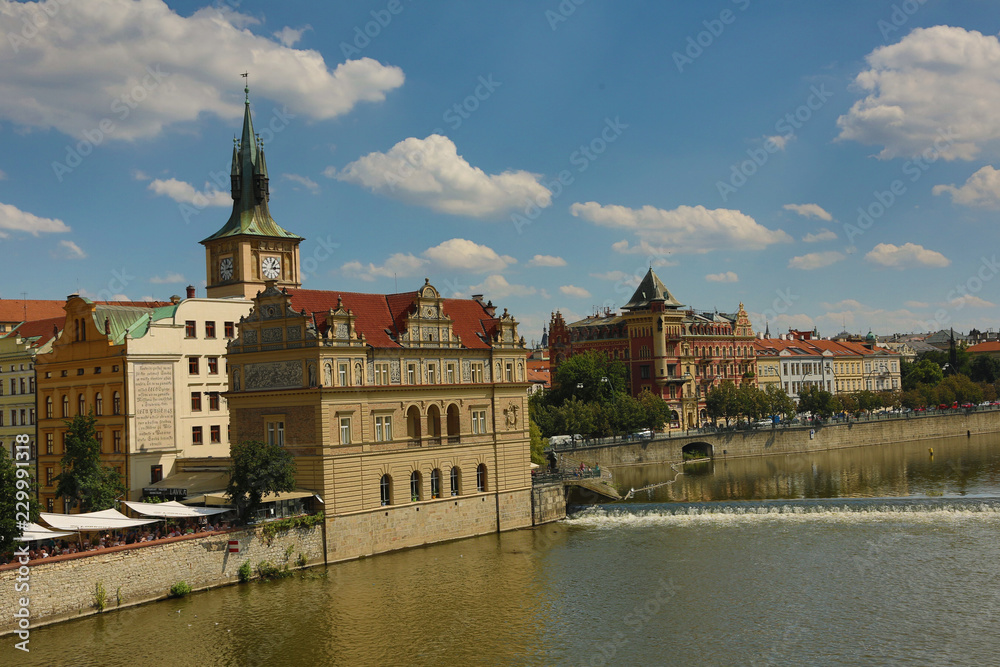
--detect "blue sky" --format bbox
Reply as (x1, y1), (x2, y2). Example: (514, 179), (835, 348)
(2, 0), (1000, 342)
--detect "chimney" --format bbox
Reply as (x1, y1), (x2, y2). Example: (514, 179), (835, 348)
(186, 285), (196, 299)
(472, 294), (484, 304)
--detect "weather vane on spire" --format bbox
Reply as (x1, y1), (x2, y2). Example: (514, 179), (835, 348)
(241, 71), (249, 101)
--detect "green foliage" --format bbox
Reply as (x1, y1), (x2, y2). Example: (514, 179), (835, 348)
(798, 385), (838, 419)
(763, 384), (796, 421)
(169, 581), (192, 598)
(529, 418), (547, 465)
(238, 560), (252, 583)
(226, 440), (297, 525)
(296, 553), (307, 568)
(902, 358), (945, 391)
(260, 512), (324, 545)
(256, 560), (292, 580)
(548, 351), (628, 405)
(95, 581), (107, 612)
(0, 446), (39, 555)
(54, 413), (125, 512)
(969, 355), (1000, 384)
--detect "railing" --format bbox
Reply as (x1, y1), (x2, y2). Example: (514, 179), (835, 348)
(427, 437), (442, 446)
(406, 439), (421, 448)
(447, 436), (461, 445)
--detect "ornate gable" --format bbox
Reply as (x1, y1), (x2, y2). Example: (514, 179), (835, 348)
(322, 295), (366, 348)
(398, 280), (463, 349)
(492, 308), (525, 350)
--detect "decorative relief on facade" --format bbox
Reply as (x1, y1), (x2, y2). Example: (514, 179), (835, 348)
(462, 360), (471, 382)
(484, 363), (491, 382)
(287, 325), (302, 341)
(390, 360), (401, 383)
(243, 329), (258, 344)
(335, 323), (349, 339)
(232, 365), (241, 391)
(244, 360), (303, 390)
(133, 363), (175, 450)
(324, 362), (333, 387)
(308, 363), (317, 387)
(355, 362), (364, 385)
(263, 327), (283, 343)
(366, 360), (374, 383)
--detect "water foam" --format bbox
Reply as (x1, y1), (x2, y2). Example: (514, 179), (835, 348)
(566, 497), (1000, 528)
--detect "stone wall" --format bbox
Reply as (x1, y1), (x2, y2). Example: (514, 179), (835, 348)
(0, 523), (324, 636)
(569, 411), (1000, 467)
(531, 482), (567, 525)
(325, 488), (532, 563)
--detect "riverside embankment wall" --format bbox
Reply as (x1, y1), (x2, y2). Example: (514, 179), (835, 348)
(0, 524), (324, 637)
(566, 411), (1000, 468)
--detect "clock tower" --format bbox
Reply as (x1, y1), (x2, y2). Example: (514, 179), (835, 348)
(201, 85), (303, 299)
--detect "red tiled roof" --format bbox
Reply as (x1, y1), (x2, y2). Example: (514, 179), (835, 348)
(0, 299), (66, 323)
(287, 289), (496, 349)
(5, 317), (64, 347)
(969, 341), (1000, 354)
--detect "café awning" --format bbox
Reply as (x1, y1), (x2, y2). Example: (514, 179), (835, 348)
(39, 509), (160, 532)
(198, 489), (315, 506)
(16, 522), (77, 541)
(123, 501), (231, 518)
(142, 471), (229, 499)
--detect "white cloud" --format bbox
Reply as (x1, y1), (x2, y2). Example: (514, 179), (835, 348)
(765, 134), (793, 151)
(343, 239), (515, 281)
(57, 239), (86, 259)
(948, 294), (995, 309)
(748, 311), (815, 333)
(559, 285), (591, 299)
(572, 202), (791, 254)
(836, 26), (1000, 160)
(282, 173), (320, 194)
(321, 165), (338, 179)
(904, 300), (929, 308)
(0, 202), (71, 238)
(273, 25), (311, 48)
(527, 254), (566, 267)
(422, 238), (515, 273)
(0, 169), (7, 180)
(787, 251), (845, 270)
(0, 1), (403, 141)
(864, 242), (950, 269)
(148, 178), (230, 207)
(468, 275), (537, 299)
(783, 203), (832, 221)
(132, 169), (150, 181)
(149, 272), (186, 284)
(933, 165), (1000, 209)
(813, 302), (938, 334)
(705, 271), (739, 283)
(335, 135), (551, 218)
(802, 228), (837, 243)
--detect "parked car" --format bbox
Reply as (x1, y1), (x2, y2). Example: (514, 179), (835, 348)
(914, 406), (926, 412)
(754, 419), (774, 427)
(961, 402), (975, 409)
(634, 428), (654, 439)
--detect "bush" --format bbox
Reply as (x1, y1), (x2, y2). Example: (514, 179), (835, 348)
(94, 581), (107, 612)
(260, 512), (324, 544)
(256, 560), (291, 580)
(296, 553), (307, 568)
(169, 581), (192, 598)
(238, 560), (252, 583)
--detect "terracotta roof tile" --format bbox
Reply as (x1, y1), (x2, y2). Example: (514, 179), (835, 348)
(969, 341), (1000, 353)
(5, 317), (64, 347)
(0, 300), (66, 323)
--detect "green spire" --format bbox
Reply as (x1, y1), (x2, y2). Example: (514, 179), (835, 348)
(201, 85), (301, 243)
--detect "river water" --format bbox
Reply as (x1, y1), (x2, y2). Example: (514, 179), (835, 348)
(7, 433), (1000, 666)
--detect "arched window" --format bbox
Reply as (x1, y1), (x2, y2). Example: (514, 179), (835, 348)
(113, 392), (121, 415)
(380, 474), (392, 506)
(45, 396), (53, 419)
(450, 466), (461, 496)
(430, 468), (441, 499)
(476, 463), (487, 493)
(94, 393), (103, 416)
(410, 471), (422, 502)
(78, 394), (86, 415)
(62, 395), (69, 418)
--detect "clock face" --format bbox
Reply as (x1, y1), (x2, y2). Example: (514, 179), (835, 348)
(219, 257), (234, 281)
(261, 256), (281, 279)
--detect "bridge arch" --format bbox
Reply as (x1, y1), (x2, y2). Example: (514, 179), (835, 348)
(682, 441), (713, 460)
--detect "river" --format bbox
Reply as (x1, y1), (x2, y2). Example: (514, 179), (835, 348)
(7, 432), (1000, 666)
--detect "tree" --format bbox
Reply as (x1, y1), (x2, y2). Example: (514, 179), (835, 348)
(763, 384), (796, 422)
(636, 388), (672, 431)
(54, 413), (125, 512)
(529, 418), (547, 465)
(901, 358), (944, 391)
(969, 355), (1000, 384)
(798, 385), (837, 419)
(226, 440), (297, 524)
(706, 380), (739, 426)
(0, 446), (39, 556)
(548, 351), (628, 405)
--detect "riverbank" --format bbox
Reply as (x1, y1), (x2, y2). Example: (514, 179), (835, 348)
(557, 409), (1000, 469)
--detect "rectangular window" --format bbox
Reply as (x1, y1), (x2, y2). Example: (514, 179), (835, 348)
(191, 392), (202, 411)
(188, 357), (199, 374)
(19, 409), (26, 426)
(28, 408), (34, 425)
(46, 498), (53, 512)
(0, 413), (4, 427)
(93, 367), (100, 376)
(112, 430), (121, 453)
(95, 431), (103, 451)
(207, 357), (219, 375)
(46, 467), (53, 486)
(150, 465), (163, 484)
(225, 321), (235, 338)
(472, 409), (488, 435)
(375, 415), (393, 442)
(427, 364), (436, 384)
(192, 426), (203, 445)
(505, 363), (513, 382)
(46, 433), (53, 454)
(340, 417), (351, 445)
(266, 421), (284, 446)
(19, 378), (25, 394)
(185, 320), (196, 338)
(447, 363), (455, 384)
(209, 392), (220, 410)
(339, 364), (348, 386)
(205, 321), (216, 338)
(211, 425), (221, 443)
(471, 363), (484, 383)
(640, 365), (650, 379)
(9, 379), (14, 394)
(407, 364), (415, 384)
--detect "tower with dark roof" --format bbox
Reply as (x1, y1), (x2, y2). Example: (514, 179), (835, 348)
(201, 85), (304, 298)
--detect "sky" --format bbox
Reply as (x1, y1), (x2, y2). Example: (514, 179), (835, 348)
(1, 0), (999, 343)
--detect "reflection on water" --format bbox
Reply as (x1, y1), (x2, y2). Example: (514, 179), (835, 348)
(610, 432), (1000, 503)
(7, 433), (1000, 667)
